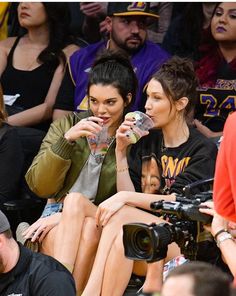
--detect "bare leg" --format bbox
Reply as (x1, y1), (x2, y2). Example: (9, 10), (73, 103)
(53, 193), (97, 268)
(73, 217), (102, 293)
(41, 193), (97, 272)
(40, 225), (57, 256)
(83, 206), (171, 296)
(142, 242), (181, 293)
(102, 231), (134, 296)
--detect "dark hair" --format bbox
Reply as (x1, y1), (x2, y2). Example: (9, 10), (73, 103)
(87, 50), (137, 114)
(166, 261), (231, 296)
(196, 2), (236, 86)
(151, 56), (198, 115)
(20, 3), (73, 71)
(39, 3), (73, 69)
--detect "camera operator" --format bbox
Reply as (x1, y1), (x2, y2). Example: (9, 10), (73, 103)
(82, 57), (218, 296)
(200, 112), (236, 286)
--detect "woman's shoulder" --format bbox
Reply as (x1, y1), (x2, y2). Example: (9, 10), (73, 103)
(63, 44), (80, 59)
(189, 127), (218, 153)
(0, 37), (17, 53)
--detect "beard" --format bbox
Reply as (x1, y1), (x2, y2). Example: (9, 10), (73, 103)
(0, 254), (5, 273)
(111, 30), (145, 54)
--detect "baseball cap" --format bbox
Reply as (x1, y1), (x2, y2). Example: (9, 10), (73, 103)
(107, 2), (159, 19)
(0, 210), (10, 234)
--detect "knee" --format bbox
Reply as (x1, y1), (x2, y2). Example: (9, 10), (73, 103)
(81, 218), (100, 249)
(63, 192), (88, 217)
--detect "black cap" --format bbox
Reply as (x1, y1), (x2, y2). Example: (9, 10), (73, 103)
(107, 2), (159, 19)
(0, 211), (10, 234)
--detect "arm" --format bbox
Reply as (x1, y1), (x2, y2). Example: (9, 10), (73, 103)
(25, 114), (104, 197)
(115, 118), (137, 192)
(115, 117), (149, 192)
(0, 37), (15, 76)
(200, 203), (236, 276)
(194, 119), (222, 139)
(80, 2), (107, 43)
(7, 45), (79, 127)
(96, 190), (176, 227)
(7, 64), (65, 126)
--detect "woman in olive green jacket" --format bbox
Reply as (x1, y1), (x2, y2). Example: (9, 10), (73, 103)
(23, 50), (137, 292)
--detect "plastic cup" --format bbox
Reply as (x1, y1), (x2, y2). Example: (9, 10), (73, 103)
(125, 111), (154, 144)
(87, 125), (109, 155)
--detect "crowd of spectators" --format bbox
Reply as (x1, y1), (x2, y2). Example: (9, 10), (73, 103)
(0, 2), (236, 296)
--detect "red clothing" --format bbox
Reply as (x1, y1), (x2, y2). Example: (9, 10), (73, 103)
(213, 112), (236, 222)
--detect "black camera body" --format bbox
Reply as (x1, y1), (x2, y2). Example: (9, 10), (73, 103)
(151, 199), (212, 224)
(123, 179), (213, 263)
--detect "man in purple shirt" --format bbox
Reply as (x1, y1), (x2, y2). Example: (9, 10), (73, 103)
(53, 2), (170, 119)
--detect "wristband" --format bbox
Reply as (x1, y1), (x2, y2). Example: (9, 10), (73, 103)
(116, 166), (129, 173)
(214, 229), (227, 241)
(216, 231), (233, 247)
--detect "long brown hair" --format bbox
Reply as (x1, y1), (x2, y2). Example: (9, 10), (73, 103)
(0, 85), (7, 127)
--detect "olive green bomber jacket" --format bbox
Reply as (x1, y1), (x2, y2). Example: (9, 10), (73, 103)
(25, 111), (117, 205)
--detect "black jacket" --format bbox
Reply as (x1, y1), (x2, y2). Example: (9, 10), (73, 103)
(0, 243), (76, 296)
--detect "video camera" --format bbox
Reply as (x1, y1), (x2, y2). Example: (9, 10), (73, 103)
(123, 178), (213, 262)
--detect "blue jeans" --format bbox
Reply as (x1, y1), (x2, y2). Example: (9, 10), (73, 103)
(41, 202), (63, 218)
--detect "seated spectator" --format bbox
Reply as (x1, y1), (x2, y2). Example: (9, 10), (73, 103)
(0, 85), (24, 206)
(161, 261), (232, 296)
(80, 2), (173, 45)
(0, 2), (78, 131)
(162, 3), (217, 61)
(53, 2), (169, 120)
(200, 112), (236, 285)
(22, 51), (137, 293)
(194, 2), (236, 140)
(0, 210), (76, 296)
(81, 57), (218, 296)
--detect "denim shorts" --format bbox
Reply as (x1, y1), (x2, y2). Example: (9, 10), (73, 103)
(41, 202), (63, 218)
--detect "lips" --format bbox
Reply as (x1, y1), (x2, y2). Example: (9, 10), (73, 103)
(99, 117), (110, 124)
(216, 26), (226, 33)
(127, 36), (142, 42)
(20, 12), (30, 18)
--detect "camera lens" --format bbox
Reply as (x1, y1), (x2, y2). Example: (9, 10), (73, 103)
(134, 229), (152, 254)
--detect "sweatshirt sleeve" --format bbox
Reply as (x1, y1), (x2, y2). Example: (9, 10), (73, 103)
(214, 113), (236, 222)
